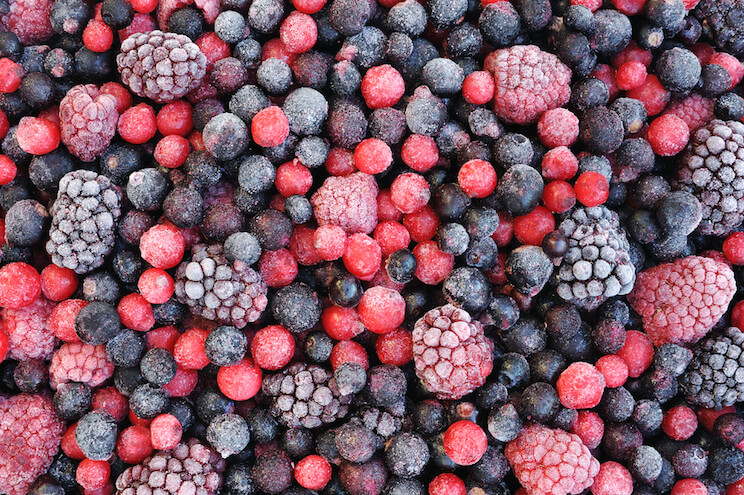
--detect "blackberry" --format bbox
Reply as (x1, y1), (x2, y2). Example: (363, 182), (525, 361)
(206, 413), (250, 458)
(352, 405), (404, 440)
(174, 243), (268, 328)
(53, 382), (91, 420)
(204, 325), (247, 366)
(680, 326), (744, 409)
(673, 119), (744, 236)
(261, 362), (354, 429)
(117, 30), (207, 103)
(270, 282), (322, 333)
(694, 0), (744, 54)
(555, 206), (636, 310)
(46, 170), (122, 274)
(75, 410), (118, 461)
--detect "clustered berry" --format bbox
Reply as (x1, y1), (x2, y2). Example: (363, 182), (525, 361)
(5, 0), (744, 494)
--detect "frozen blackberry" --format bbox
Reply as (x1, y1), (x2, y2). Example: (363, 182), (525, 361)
(555, 206), (636, 310)
(140, 348), (177, 386)
(656, 47), (702, 93)
(256, 58), (292, 96)
(82, 270), (120, 304)
(75, 410), (117, 461)
(680, 326), (744, 408)
(262, 362), (354, 429)
(75, 301), (121, 345)
(505, 245), (553, 297)
(442, 267), (490, 314)
(715, 93), (744, 121)
(283, 87), (329, 136)
(694, 0), (744, 54)
(46, 170), (122, 274)
(174, 243), (268, 328)
(126, 168), (168, 211)
(163, 187), (204, 228)
(106, 329), (145, 368)
(271, 282), (322, 333)
(53, 382), (91, 420)
(206, 413), (250, 458)
(117, 30), (207, 103)
(205, 325), (247, 367)
(130, 383), (170, 419)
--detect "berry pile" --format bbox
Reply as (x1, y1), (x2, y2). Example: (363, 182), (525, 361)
(6, 0), (744, 493)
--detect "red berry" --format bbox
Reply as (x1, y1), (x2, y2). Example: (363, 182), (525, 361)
(373, 221), (410, 257)
(129, 0), (157, 12)
(541, 146), (579, 180)
(83, 20), (114, 52)
(252, 106), (290, 148)
(314, 225), (347, 261)
(117, 293), (154, 332)
(92, 387), (128, 422)
(571, 410), (604, 449)
(293, 0), (326, 13)
(358, 286), (406, 334)
(49, 299), (87, 342)
(100, 82), (132, 114)
(513, 206), (555, 245)
(462, 71), (495, 105)
(324, 147), (356, 176)
(173, 328), (210, 370)
(609, 0), (646, 15)
(154, 135), (190, 168)
(0, 331), (8, 362)
(259, 249), (298, 288)
(537, 108), (580, 148)
(140, 224), (185, 269)
(458, 159), (497, 198)
(574, 171), (610, 207)
(146, 325), (181, 352)
(492, 211), (514, 246)
(354, 138), (392, 174)
(590, 63), (620, 101)
(361, 65), (405, 109)
(116, 426), (153, 464)
(330, 340), (368, 370)
(0, 154), (17, 185)
(156, 100), (193, 136)
(429, 473), (467, 495)
(591, 462), (633, 495)
(672, 479), (708, 495)
(733, 300), (744, 330)
(615, 329), (654, 378)
(662, 405), (698, 441)
(0, 58), (24, 93)
(390, 172), (431, 213)
(149, 414), (182, 450)
(117, 103), (157, 144)
(321, 306), (363, 340)
(261, 37), (296, 65)
(375, 328), (413, 366)
(709, 52), (744, 89)
(217, 358), (262, 401)
(77, 459), (110, 490)
(626, 74), (671, 116)
(162, 366), (198, 397)
(377, 189), (403, 222)
(62, 424), (86, 460)
(40, 264), (78, 301)
(571, 0), (602, 11)
(616, 60), (647, 90)
(251, 325), (295, 370)
(276, 160), (312, 197)
(443, 420), (488, 466)
(612, 43), (653, 69)
(403, 205), (439, 242)
(0, 262), (41, 309)
(401, 134), (439, 172)
(723, 232), (744, 265)
(343, 233), (382, 281)
(698, 406), (736, 431)
(646, 114), (689, 156)
(413, 241), (454, 285)
(542, 180), (577, 213)
(280, 11), (317, 54)
(137, 268), (174, 304)
(0, 109), (9, 140)
(16, 117), (60, 155)
(195, 32), (231, 70)
(295, 455), (332, 490)
(557, 362), (606, 409)
(595, 355), (629, 388)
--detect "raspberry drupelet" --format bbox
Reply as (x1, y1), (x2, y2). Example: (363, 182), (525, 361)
(0, 0), (54, 45)
(60, 86), (119, 160)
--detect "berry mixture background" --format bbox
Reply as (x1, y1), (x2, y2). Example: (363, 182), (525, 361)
(5, 0), (744, 493)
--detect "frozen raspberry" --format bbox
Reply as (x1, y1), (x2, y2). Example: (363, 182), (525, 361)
(412, 304), (494, 400)
(485, 45), (572, 125)
(505, 424), (600, 495)
(0, 394), (64, 495)
(117, 30), (207, 103)
(0, 0), (54, 45)
(59, 85), (119, 162)
(156, 0), (220, 31)
(49, 342), (115, 389)
(628, 255), (736, 346)
(663, 94), (715, 132)
(0, 295), (56, 361)
(311, 172), (379, 234)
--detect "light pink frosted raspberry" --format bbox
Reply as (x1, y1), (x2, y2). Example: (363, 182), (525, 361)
(311, 172), (379, 234)
(627, 255), (736, 346)
(0, 296), (56, 361)
(485, 45), (572, 125)
(662, 93), (715, 133)
(505, 424), (600, 495)
(0, 0), (54, 45)
(49, 342), (115, 389)
(59, 84), (119, 162)
(412, 304), (494, 400)
(156, 0), (220, 31)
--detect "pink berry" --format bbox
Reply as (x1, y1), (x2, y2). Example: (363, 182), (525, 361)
(358, 286), (405, 334)
(556, 362), (606, 409)
(443, 420), (487, 466)
(150, 414), (182, 450)
(250, 325), (295, 370)
(591, 462), (633, 495)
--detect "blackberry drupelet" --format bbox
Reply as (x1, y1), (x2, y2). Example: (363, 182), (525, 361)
(694, 0), (744, 54)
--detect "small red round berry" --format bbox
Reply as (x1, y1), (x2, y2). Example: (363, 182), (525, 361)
(556, 362), (606, 409)
(537, 108), (580, 148)
(733, 301), (744, 330)
(280, 11), (317, 54)
(429, 473), (467, 495)
(259, 248), (298, 288)
(156, 100), (193, 136)
(0, 109), (8, 141)
(261, 38), (296, 65)
(0, 154), (17, 185)
(291, 229), (321, 267)
(391, 172), (431, 213)
(727, 477), (744, 495)
(154, 135), (190, 168)
(358, 286), (406, 334)
(116, 426), (153, 464)
(16, 117), (60, 155)
(196, 32), (231, 69)
(616, 330), (654, 378)
(462, 71), (495, 105)
(595, 355), (629, 388)
(77, 459), (110, 490)
(354, 138), (393, 174)
(671, 479), (708, 495)
(413, 241), (454, 285)
(0, 331), (8, 362)
(626, 75), (671, 116)
(293, 0), (326, 13)
(0, 58), (24, 93)
(140, 224), (185, 269)
(590, 63), (620, 101)
(173, 328), (210, 370)
(616, 60), (647, 90)
(542, 180), (577, 214)
(343, 233), (382, 281)
(117, 103), (157, 144)
(724, 232), (744, 265)
(325, 147), (356, 176)
(137, 268), (174, 304)
(83, 20), (114, 53)
(591, 462), (633, 495)
(117, 293), (154, 332)
(375, 328), (413, 366)
(100, 82), (131, 113)
(321, 306), (363, 340)
(147, 325), (181, 352)
(492, 211), (514, 246)
(709, 52), (744, 89)
(40, 264), (78, 301)
(49, 299), (87, 342)
(575, 171), (610, 207)
(401, 134), (439, 173)
(314, 225), (347, 261)
(330, 340), (368, 370)
(443, 420), (488, 466)
(161, 366), (197, 398)
(295, 455), (332, 490)
(513, 206), (555, 245)
(129, 0), (157, 13)
(403, 206), (439, 243)
(458, 159), (497, 198)
(571, 410), (604, 449)
(611, 41), (653, 68)
(698, 406), (737, 431)
(217, 358), (262, 400)
(647, 114), (689, 156)
(251, 325), (295, 370)
(252, 106), (290, 148)
(0, 262), (41, 309)
(92, 387), (128, 422)
(662, 405), (698, 441)
(378, 189), (403, 222)
(571, 0), (602, 11)
(541, 146), (579, 180)
(373, 221), (410, 257)
(276, 160), (312, 197)
(361, 65), (405, 109)
(150, 413), (182, 450)
(62, 424), (86, 459)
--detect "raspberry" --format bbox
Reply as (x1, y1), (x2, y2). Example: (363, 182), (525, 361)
(59, 85), (119, 162)
(311, 172), (378, 234)
(485, 45), (572, 125)
(627, 255), (736, 345)
(49, 342), (115, 389)
(662, 93), (714, 132)
(0, 295), (56, 361)
(537, 108), (580, 148)
(0, 0), (54, 45)
(505, 424), (600, 495)
(646, 114), (690, 156)
(117, 30), (208, 103)
(412, 304), (494, 400)
(0, 394), (64, 495)
(556, 362), (606, 409)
